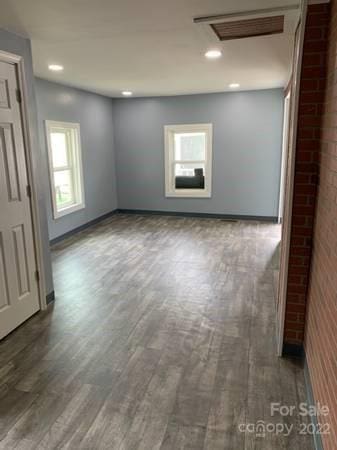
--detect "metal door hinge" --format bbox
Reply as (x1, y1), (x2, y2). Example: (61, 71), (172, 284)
(16, 89), (22, 103)
(26, 185), (32, 198)
(35, 270), (40, 282)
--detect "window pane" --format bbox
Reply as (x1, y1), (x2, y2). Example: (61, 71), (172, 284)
(54, 170), (74, 209)
(175, 163), (205, 177)
(51, 132), (68, 168)
(174, 163), (205, 189)
(174, 132), (206, 161)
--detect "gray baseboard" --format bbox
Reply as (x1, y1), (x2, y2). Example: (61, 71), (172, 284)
(50, 208), (278, 247)
(46, 290), (55, 305)
(50, 209), (118, 246)
(304, 354), (324, 450)
(117, 209), (278, 222)
(48, 207), (276, 306)
(282, 342), (304, 359)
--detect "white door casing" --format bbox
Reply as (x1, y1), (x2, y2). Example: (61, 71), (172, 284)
(0, 59), (40, 339)
(277, 0), (308, 356)
(278, 91), (291, 224)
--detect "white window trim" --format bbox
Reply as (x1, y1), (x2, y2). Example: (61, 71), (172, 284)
(45, 120), (85, 219)
(164, 123), (213, 198)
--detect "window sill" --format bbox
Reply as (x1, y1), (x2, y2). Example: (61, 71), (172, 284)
(53, 202), (85, 219)
(165, 190), (211, 198)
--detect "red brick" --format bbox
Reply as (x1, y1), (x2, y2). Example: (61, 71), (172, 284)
(286, 303), (306, 313)
(300, 91), (325, 104)
(299, 79), (319, 92)
(303, 40), (329, 53)
(298, 127), (315, 139)
(298, 115), (323, 127)
(302, 53), (322, 67)
(304, 27), (323, 40)
(285, 3), (328, 345)
(301, 66), (327, 78)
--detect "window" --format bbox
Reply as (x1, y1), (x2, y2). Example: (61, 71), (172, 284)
(45, 121), (85, 219)
(164, 123), (213, 197)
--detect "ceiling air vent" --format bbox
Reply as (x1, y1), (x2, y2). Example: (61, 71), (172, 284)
(210, 15), (284, 41)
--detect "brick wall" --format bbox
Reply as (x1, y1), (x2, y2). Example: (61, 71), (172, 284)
(283, 3), (330, 347)
(304, 1), (337, 448)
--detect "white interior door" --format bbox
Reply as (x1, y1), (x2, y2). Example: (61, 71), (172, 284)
(0, 59), (40, 340)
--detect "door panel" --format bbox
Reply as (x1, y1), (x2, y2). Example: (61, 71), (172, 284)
(0, 233), (10, 310)
(0, 59), (39, 340)
(0, 78), (10, 109)
(1, 123), (20, 201)
(12, 224), (30, 298)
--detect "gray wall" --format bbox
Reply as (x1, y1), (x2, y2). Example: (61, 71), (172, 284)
(0, 29), (54, 296)
(112, 89), (284, 218)
(35, 78), (118, 240)
(0, 32), (283, 302)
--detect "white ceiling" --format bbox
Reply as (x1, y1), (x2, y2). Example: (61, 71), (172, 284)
(0, 0), (300, 97)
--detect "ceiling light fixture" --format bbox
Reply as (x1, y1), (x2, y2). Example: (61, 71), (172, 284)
(122, 90), (133, 96)
(229, 83), (240, 89)
(48, 64), (64, 72)
(205, 49), (222, 59)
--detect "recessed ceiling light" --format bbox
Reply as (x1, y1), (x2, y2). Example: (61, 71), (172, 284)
(48, 64), (64, 72)
(229, 83), (240, 89)
(122, 90), (133, 96)
(205, 50), (222, 59)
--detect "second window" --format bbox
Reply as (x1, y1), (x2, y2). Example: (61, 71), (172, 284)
(164, 123), (213, 197)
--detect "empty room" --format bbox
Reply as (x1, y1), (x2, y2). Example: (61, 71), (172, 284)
(0, 0), (336, 449)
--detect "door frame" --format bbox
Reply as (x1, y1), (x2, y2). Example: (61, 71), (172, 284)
(278, 91), (291, 224)
(0, 49), (47, 311)
(277, 0), (308, 356)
